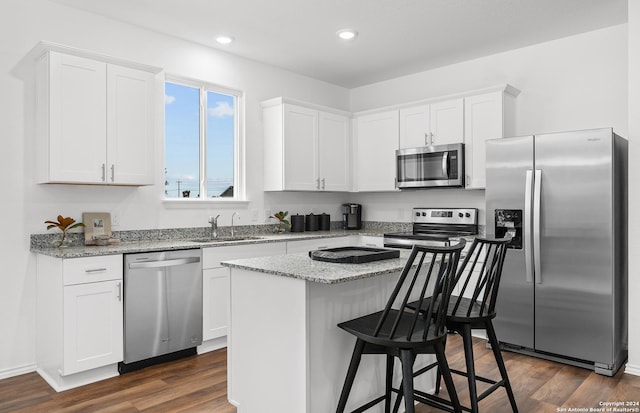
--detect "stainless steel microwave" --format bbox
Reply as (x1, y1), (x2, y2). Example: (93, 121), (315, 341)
(395, 143), (464, 189)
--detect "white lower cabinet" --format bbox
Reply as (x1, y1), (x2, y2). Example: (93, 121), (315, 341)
(203, 267), (231, 340)
(285, 236), (352, 254)
(359, 235), (384, 248)
(62, 280), (123, 375)
(36, 254), (123, 391)
(201, 242), (286, 344)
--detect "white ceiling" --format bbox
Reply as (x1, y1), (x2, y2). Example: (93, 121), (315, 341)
(50, 0), (627, 88)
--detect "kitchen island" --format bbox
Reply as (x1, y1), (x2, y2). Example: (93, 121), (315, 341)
(221, 250), (437, 413)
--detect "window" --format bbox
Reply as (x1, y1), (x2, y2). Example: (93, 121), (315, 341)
(164, 77), (241, 200)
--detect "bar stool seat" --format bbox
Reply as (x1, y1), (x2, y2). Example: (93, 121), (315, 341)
(335, 242), (466, 413)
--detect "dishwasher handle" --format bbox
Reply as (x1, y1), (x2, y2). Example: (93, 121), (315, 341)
(128, 256), (200, 269)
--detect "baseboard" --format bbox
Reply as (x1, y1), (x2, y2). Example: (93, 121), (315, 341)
(0, 363), (37, 380)
(197, 336), (227, 354)
(625, 363), (640, 376)
(37, 364), (119, 392)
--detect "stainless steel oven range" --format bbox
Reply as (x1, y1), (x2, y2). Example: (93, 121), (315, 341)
(383, 207), (478, 249)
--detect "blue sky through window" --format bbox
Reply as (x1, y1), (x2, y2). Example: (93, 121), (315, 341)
(165, 82), (235, 198)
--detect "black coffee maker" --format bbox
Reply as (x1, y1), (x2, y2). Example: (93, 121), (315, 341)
(342, 204), (362, 230)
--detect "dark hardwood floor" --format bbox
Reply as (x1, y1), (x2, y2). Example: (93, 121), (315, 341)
(1, 338), (639, 412)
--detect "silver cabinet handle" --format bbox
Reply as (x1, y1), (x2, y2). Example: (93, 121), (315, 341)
(128, 257), (200, 269)
(524, 170), (534, 283)
(430, 132), (435, 144)
(533, 169), (542, 284)
(85, 268), (107, 273)
(110, 164), (115, 182)
(116, 282), (122, 302)
(424, 132), (429, 146)
(321, 178), (325, 190)
(101, 164), (106, 182)
(316, 178), (320, 190)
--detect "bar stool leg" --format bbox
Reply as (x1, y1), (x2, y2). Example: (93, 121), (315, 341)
(385, 354), (395, 413)
(336, 339), (366, 413)
(399, 349), (416, 413)
(459, 324), (479, 413)
(434, 341), (463, 413)
(485, 322), (519, 413)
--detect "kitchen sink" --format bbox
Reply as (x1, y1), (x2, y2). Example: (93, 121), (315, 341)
(189, 236), (262, 243)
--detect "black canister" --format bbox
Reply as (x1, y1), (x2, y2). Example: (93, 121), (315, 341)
(305, 213), (319, 231)
(290, 214), (305, 232)
(319, 213), (331, 231)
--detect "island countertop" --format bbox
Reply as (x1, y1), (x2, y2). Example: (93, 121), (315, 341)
(221, 249), (412, 284)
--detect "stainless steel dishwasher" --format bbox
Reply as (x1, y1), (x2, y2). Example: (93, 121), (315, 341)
(119, 249), (202, 373)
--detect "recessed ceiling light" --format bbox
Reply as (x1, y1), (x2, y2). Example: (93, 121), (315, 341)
(216, 35), (234, 45)
(336, 29), (358, 40)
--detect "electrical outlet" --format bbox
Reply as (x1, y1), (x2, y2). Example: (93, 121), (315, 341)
(112, 213), (120, 226)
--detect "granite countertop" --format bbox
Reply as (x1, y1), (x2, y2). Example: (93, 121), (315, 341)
(30, 230), (386, 259)
(221, 249), (414, 284)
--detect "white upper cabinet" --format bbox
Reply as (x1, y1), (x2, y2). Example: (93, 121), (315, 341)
(399, 98), (464, 148)
(318, 111), (350, 191)
(263, 99), (350, 192)
(36, 50), (155, 185)
(106, 65), (155, 185)
(352, 110), (399, 192)
(464, 87), (518, 189)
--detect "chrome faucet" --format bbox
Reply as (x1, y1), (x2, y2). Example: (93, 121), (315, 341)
(231, 212), (239, 237)
(208, 215), (220, 240)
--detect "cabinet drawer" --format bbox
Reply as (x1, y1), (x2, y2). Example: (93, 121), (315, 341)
(63, 255), (123, 286)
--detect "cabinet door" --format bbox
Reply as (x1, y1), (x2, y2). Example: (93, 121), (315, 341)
(283, 104), (318, 190)
(430, 98), (464, 145)
(319, 112), (350, 191)
(353, 110), (399, 191)
(62, 280), (123, 375)
(399, 105), (430, 149)
(107, 65), (155, 185)
(47, 52), (107, 183)
(464, 92), (503, 189)
(203, 268), (230, 341)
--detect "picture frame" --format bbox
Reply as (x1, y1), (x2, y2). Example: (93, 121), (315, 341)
(82, 212), (112, 245)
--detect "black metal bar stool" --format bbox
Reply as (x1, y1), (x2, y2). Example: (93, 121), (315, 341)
(335, 241), (466, 413)
(394, 236), (518, 413)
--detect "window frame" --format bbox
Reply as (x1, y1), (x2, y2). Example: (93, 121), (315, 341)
(163, 74), (246, 204)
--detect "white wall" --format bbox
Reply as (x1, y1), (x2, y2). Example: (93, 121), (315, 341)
(626, 0), (640, 375)
(0, 0), (350, 377)
(348, 24), (628, 225)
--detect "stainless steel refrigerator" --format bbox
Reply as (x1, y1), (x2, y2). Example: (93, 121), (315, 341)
(485, 128), (627, 376)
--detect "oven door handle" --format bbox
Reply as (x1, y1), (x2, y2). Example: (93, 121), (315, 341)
(441, 152), (449, 178)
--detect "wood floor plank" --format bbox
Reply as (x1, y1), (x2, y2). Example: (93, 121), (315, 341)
(1, 341), (639, 413)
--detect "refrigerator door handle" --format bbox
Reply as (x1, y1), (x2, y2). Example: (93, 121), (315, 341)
(524, 170), (534, 283)
(533, 169), (542, 284)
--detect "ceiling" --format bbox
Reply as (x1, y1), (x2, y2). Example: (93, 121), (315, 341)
(50, 0), (627, 88)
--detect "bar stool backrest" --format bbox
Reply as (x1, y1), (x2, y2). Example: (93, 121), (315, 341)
(373, 241), (465, 342)
(451, 236), (511, 319)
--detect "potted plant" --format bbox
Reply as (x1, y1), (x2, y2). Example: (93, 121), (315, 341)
(45, 215), (85, 247)
(269, 211), (291, 233)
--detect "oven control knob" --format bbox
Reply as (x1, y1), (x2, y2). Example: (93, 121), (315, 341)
(458, 212), (464, 218)
(422, 212), (427, 216)
(415, 212), (420, 217)
(465, 212), (471, 218)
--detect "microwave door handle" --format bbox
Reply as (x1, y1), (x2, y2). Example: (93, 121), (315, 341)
(442, 152), (449, 177)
